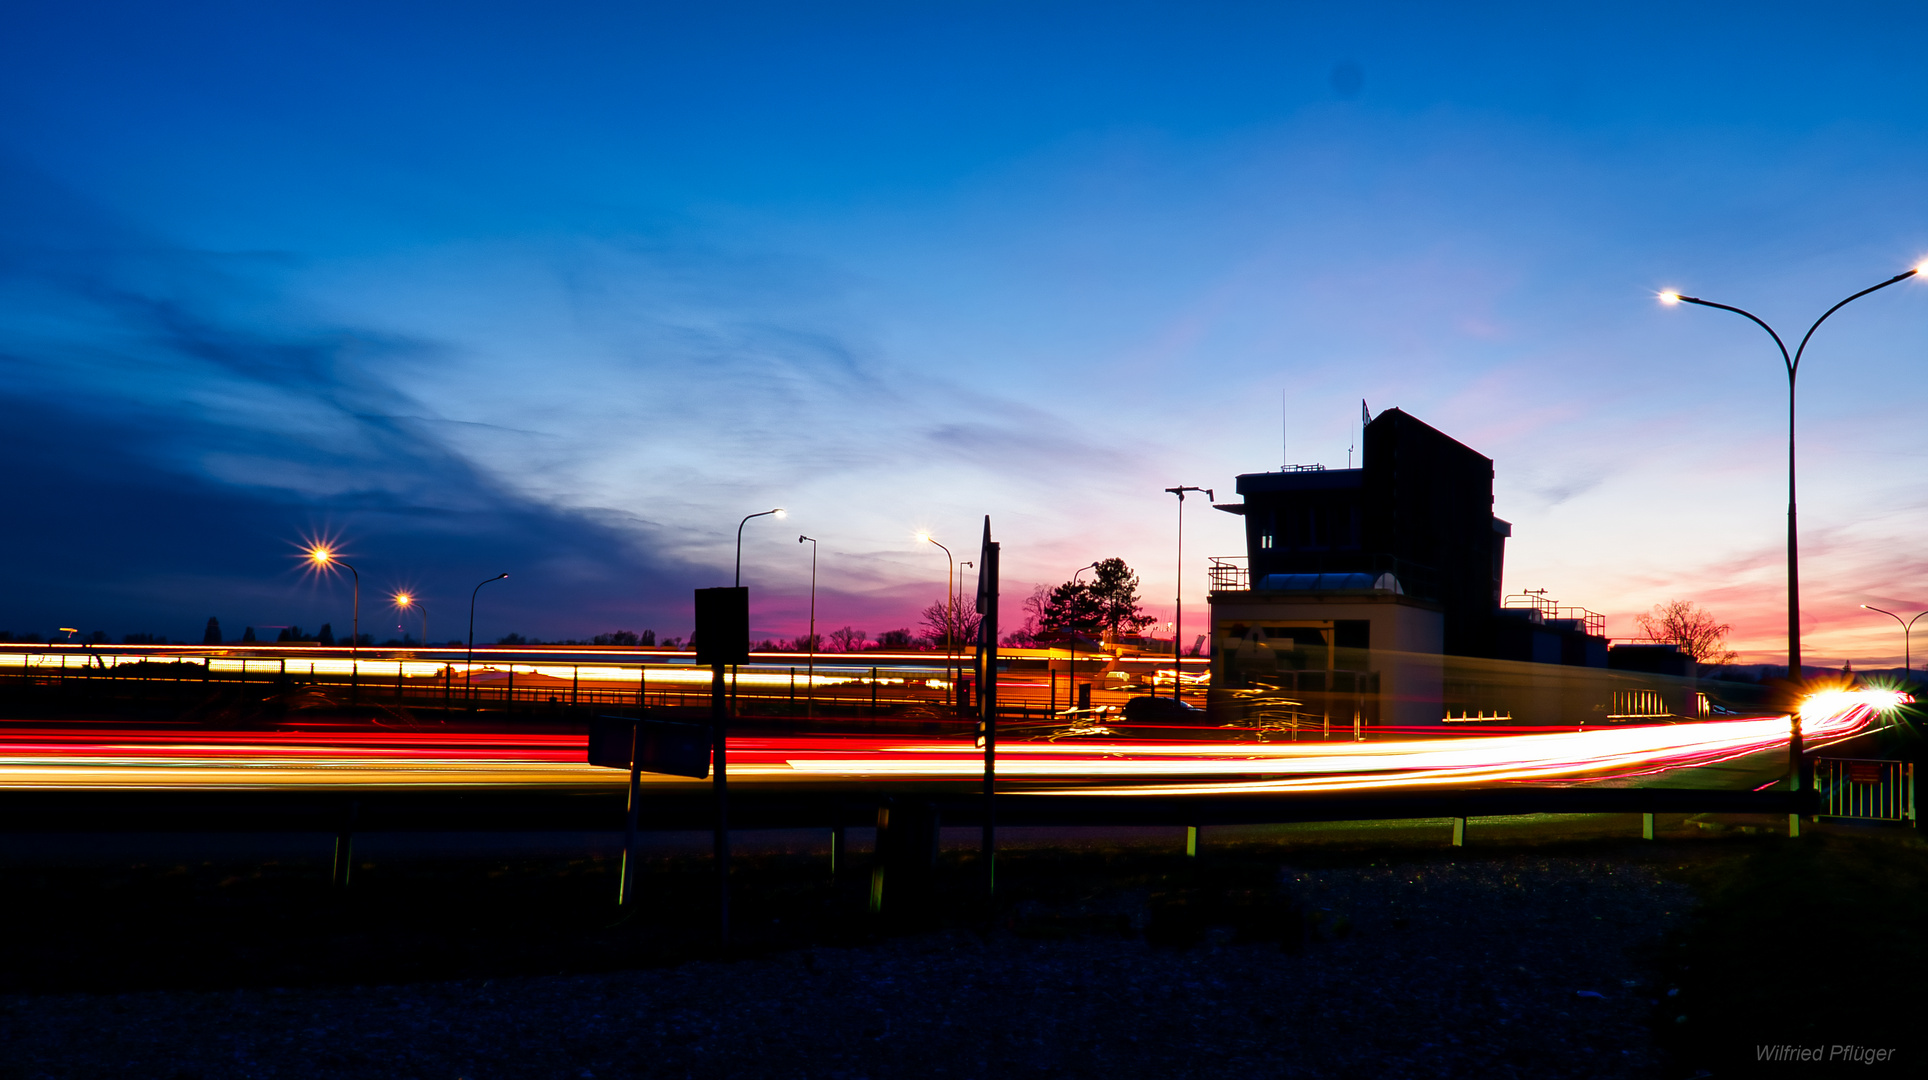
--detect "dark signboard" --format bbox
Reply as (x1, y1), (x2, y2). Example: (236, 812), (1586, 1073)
(694, 586), (749, 666)
(588, 715), (711, 779)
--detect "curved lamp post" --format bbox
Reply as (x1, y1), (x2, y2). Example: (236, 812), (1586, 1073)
(307, 546), (360, 684)
(1661, 263), (1923, 788)
(799, 535), (817, 715)
(736, 509), (786, 587)
(731, 509), (784, 712)
(1164, 486), (1213, 701)
(918, 532), (958, 705)
(1068, 561), (1098, 713)
(466, 573), (509, 708)
(1861, 604), (1926, 680)
(393, 592), (427, 646)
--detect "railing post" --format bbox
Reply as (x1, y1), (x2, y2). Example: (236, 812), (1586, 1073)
(1642, 812), (1655, 840)
(1184, 825), (1198, 857)
(1451, 817), (1467, 847)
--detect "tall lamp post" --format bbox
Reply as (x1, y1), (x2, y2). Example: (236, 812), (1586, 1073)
(1861, 605), (1926, 680)
(467, 573), (509, 709)
(736, 509), (786, 587)
(1661, 263), (1923, 789)
(919, 532), (958, 708)
(1163, 486), (1213, 702)
(732, 509), (785, 712)
(393, 592), (427, 646)
(799, 535), (817, 716)
(960, 560), (975, 709)
(307, 545), (361, 687)
(1068, 561), (1097, 713)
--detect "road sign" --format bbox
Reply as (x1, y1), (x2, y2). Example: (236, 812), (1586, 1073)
(587, 714), (710, 779)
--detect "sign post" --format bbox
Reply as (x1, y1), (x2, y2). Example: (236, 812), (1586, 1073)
(975, 516), (999, 901)
(694, 586), (749, 946)
(587, 713), (711, 905)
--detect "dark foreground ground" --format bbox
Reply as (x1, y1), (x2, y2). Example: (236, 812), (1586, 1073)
(1, 818), (1922, 1079)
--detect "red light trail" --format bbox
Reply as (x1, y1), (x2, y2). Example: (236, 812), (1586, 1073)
(0, 689), (1903, 794)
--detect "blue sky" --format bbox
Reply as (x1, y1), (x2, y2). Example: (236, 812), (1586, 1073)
(4, 2), (1928, 661)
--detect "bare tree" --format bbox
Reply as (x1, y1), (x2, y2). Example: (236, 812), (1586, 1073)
(920, 598), (982, 649)
(1636, 600), (1739, 665)
(828, 626), (869, 652)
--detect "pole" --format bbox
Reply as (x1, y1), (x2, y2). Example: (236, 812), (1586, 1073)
(1163, 488), (1212, 700)
(1863, 606), (1927, 679)
(734, 509), (783, 727)
(467, 573), (508, 712)
(1664, 268), (1918, 791)
(801, 535), (817, 718)
(1068, 563), (1091, 715)
(711, 660), (730, 947)
(926, 536), (956, 712)
(619, 720), (643, 905)
(976, 517), (1000, 901)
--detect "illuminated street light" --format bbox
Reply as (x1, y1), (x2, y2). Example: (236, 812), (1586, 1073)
(735, 509), (786, 588)
(1661, 265), (1921, 791)
(799, 535), (817, 716)
(393, 591), (427, 646)
(1861, 604), (1926, 680)
(307, 545), (361, 671)
(1164, 486), (1214, 702)
(467, 573), (509, 709)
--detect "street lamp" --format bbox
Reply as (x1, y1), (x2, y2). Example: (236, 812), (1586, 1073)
(799, 535), (817, 716)
(732, 509), (784, 713)
(1861, 605), (1926, 680)
(392, 592), (427, 646)
(736, 509), (786, 587)
(307, 545), (360, 673)
(467, 573), (509, 709)
(1068, 561), (1097, 713)
(1164, 486), (1213, 701)
(918, 532), (958, 707)
(1661, 263), (1924, 787)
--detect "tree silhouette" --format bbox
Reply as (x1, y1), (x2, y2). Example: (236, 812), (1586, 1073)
(1086, 558), (1155, 640)
(242, 627), (257, 642)
(1636, 601), (1738, 665)
(203, 617), (222, 645)
(317, 623), (335, 646)
(828, 626), (868, 652)
(920, 599), (981, 649)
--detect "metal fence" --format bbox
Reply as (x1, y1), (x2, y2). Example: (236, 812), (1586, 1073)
(1813, 758), (1916, 824)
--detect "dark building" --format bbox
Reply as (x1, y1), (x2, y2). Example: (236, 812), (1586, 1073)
(1220, 407), (1508, 657)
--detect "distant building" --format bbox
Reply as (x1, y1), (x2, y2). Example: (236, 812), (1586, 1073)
(1206, 408), (1689, 729)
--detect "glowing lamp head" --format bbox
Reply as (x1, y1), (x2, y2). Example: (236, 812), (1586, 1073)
(1915, 260), (1928, 277)
(773, 508), (787, 519)
(307, 546), (334, 566)
(393, 592), (414, 608)
(1658, 291), (1682, 305)
(915, 530), (932, 544)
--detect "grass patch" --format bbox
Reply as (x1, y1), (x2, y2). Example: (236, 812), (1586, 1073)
(1657, 829), (1928, 1075)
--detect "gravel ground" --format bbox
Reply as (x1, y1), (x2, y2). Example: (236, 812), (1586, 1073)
(0, 852), (1692, 1079)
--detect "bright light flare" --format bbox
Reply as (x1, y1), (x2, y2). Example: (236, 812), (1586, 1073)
(1658, 291), (1682, 305)
(1802, 686), (1909, 721)
(392, 592), (414, 608)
